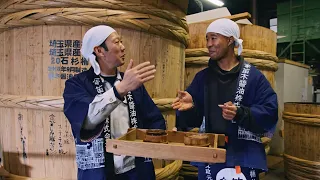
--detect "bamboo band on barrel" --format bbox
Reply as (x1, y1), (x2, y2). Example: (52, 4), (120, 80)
(0, 0), (188, 31)
(0, 94), (175, 112)
(185, 48), (278, 62)
(0, 8), (189, 46)
(185, 56), (278, 71)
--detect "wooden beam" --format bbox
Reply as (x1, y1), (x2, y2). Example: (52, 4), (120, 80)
(278, 59), (310, 69)
(106, 139), (226, 163)
(0, 94), (175, 112)
(188, 12), (252, 24)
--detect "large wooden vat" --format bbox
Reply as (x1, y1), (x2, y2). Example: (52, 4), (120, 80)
(283, 102), (320, 180)
(185, 22), (278, 89)
(0, 0), (188, 179)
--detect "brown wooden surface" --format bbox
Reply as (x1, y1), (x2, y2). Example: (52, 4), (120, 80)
(283, 115), (320, 126)
(284, 154), (320, 180)
(0, 0), (188, 21)
(167, 130), (225, 147)
(188, 22), (277, 55)
(238, 24), (277, 56)
(0, 94), (175, 112)
(283, 103), (320, 180)
(188, 12), (251, 25)
(0, 8), (189, 46)
(130, 129), (225, 147)
(184, 57), (277, 89)
(106, 129), (226, 164)
(186, 48), (278, 61)
(278, 59), (310, 69)
(284, 102), (320, 115)
(283, 111), (320, 118)
(0, 0), (186, 177)
(106, 139), (226, 163)
(107, 129), (226, 164)
(284, 119), (320, 161)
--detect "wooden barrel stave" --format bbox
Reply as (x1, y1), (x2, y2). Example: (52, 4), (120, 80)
(283, 103), (320, 180)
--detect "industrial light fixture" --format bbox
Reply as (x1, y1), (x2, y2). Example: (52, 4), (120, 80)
(207, 0), (224, 7)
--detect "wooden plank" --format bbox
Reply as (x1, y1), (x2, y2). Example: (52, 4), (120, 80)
(43, 25), (63, 178)
(0, 32), (4, 169)
(0, 31), (4, 94)
(60, 114), (77, 180)
(8, 108), (18, 175)
(136, 128), (147, 140)
(60, 26), (82, 179)
(2, 108), (10, 171)
(26, 26), (43, 96)
(278, 59), (310, 69)
(25, 26), (46, 177)
(14, 109), (29, 176)
(42, 111), (63, 179)
(13, 27), (28, 176)
(118, 128), (137, 141)
(43, 25), (62, 96)
(27, 109), (45, 178)
(3, 28), (14, 96)
(166, 130), (225, 147)
(127, 129), (225, 147)
(188, 12), (252, 25)
(213, 134), (218, 148)
(218, 134), (225, 148)
(0, 29), (12, 169)
(106, 139), (226, 163)
(14, 27), (27, 96)
(61, 26), (82, 88)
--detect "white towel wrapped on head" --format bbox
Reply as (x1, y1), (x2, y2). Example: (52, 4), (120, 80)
(206, 18), (243, 55)
(80, 25), (116, 75)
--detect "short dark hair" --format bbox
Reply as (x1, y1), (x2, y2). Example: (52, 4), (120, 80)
(93, 40), (108, 59)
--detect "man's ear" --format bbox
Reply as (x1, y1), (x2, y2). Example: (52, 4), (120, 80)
(228, 37), (235, 46)
(93, 46), (104, 58)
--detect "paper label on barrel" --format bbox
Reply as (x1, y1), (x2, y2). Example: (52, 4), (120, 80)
(75, 138), (105, 170)
(48, 40), (90, 80)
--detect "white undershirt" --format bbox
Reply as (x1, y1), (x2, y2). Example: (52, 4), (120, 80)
(82, 72), (135, 174)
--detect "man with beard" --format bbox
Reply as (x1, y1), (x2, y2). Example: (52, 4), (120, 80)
(172, 19), (278, 180)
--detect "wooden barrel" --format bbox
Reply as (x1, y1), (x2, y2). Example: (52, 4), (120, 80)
(283, 102), (320, 180)
(185, 22), (278, 89)
(0, 0), (188, 179)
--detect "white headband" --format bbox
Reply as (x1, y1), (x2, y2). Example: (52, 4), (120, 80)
(206, 18), (243, 55)
(80, 25), (116, 75)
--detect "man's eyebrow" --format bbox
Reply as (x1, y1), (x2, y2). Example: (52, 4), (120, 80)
(113, 37), (120, 41)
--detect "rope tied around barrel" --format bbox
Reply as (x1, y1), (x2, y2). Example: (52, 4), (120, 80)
(185, 48), (279, 62)
(0, 5), (189, 46)
(185, 48), (279, 71)
(0, 94), (175, 112)
(0, 0), (189, 29)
